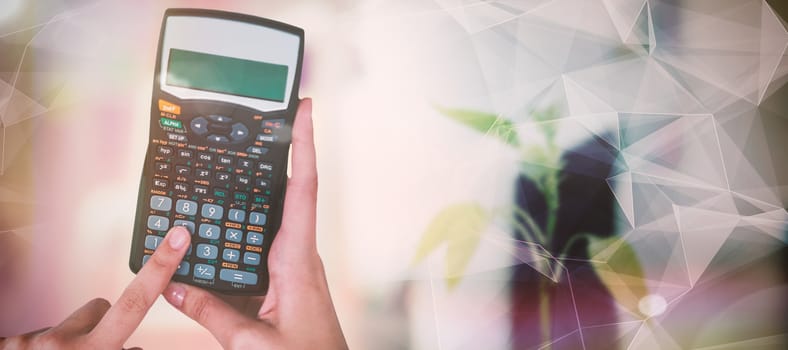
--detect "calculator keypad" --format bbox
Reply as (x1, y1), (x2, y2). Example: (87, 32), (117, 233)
(141, 121), (281, 289)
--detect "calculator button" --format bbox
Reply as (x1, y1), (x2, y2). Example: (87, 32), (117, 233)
(176, 165), (191, 175)
(194, 264), (215, 279)
(243, 252), (261, 266)
(208, 114), (232, 123)
(263, 119), (285, 129)
(253, 195), (269, 205)
(246, 146), (269, 155)
(155, 162), (170, 172)
(176, 199), (198, 216)
(198, 223), (221, 239)
(256, 134), (277, 142)
(230, 123), (249, 141)
(228, 209), (245, 222)
(178, 149), (193, 158)
(168, 133), (187, 142)
(255, 179), (270, 188)
(236, 175), (250, 186)
(197, 152), (213, 162)
(162, 118), (183, 129)
(196, 168), (211, 179)
(246, 232), (263, 245)
(153, 179), (168, 188)
(142, 255), (150, 265)
(194, 185), (209, 195)
(202, 203), (224, 220)
(147, 215), (170, 231)
(196, 244), (218, 259)
(219, 269), (258, 285)
(216, 172), (231, 182)
(173, 220), (195, 234)
(174, 182), (189, 193)
(257, 162), (273, 172)
(144, 235), (163, 250)
(150, 195), (172, 211)
(175, 261), (190, 276)
(212, 188), (228, 198)
(223, 248), (240, 262)
(208, 134), (230, 143)
(157, 145), (173, 156)
(234, 192), (249, 202)
(237, 158), (253, 169)
(218, 155), (232, 165)
(249, 212), (267, 226)
(191, 117), (209, 135)
(225, 228), (243, 243)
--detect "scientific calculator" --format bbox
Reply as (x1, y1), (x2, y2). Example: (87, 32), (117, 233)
(129, 9), (304, 295)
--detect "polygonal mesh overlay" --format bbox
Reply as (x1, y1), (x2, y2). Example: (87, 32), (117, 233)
(0, 0), (785, 349)
(420, 0), (787, 349)
(0, 2), (101, 331)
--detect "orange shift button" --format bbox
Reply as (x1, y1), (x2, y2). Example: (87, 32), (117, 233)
(158, 99), (181, 115)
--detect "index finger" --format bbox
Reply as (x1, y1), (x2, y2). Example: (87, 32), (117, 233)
(89, 226), (191, 346)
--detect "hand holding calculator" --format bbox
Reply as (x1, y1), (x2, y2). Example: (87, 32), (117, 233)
(130, 9), (304, 295)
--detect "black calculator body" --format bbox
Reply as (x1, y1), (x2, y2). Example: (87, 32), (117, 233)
(130, 9), (304, 295)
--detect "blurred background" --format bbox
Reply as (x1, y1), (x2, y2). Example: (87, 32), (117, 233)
(0, 0), (786, 349)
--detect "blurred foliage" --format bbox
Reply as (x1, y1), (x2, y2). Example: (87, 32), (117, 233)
(414, 105), (645, 306)
(412, 203), (490, 289)
(414, 105), (647, 347)
(437, 107), (520, 147)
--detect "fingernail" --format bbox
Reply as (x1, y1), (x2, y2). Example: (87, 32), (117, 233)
(168, 226), (189, 249)
(164, 283), (185, 308)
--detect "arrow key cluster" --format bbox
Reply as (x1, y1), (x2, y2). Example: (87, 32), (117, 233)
(190, 114), (250, 144)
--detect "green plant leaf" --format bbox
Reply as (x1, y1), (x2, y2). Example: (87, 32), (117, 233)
(412, 203), (490, 289)
(587, 236), (649, 318)
(530, 105), (560, 142)
(437, 107), (520, 147)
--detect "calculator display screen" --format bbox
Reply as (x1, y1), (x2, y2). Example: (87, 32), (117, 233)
(166, 48), (289, 102)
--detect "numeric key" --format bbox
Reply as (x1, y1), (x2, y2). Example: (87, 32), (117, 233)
(176, 199), (198, 215)
(147, 215), (169, 231)
(173, 220), (195, 234)
(144, 235), (163, 250)
(198, 223), (221, 239)
(150, 195), (172, 211)
(196, 244), (218, 259)
(201, 203), (223, 220)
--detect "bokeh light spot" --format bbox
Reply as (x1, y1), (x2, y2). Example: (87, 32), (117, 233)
(638, 294), (668, 317)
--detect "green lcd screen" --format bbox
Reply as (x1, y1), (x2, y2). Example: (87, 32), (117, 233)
(166, 48), (289, 102)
